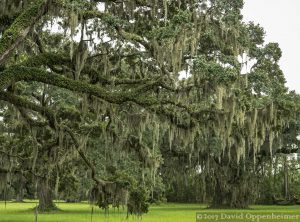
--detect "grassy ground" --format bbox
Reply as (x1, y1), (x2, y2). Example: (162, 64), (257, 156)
(0, 201), (300, 222)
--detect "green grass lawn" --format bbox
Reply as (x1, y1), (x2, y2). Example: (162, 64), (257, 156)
(0, 201), (300, 222)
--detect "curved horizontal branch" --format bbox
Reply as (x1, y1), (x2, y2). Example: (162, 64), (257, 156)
(0, 91), (82, 128)
(1, 65), (248, 130)
(0, 91), (56, 127)
(21, 52), (72, 68)
(15, 52), (157, 87)
(0, 66), (161, 106)
(86, 67), (155, 86)
(20, 110), (48, 127)
(0, 65), (211, 129)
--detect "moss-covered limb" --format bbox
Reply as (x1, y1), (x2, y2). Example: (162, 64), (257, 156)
(105, 77), (152, 85)
(81, 10), (109, 20)
(87, 51), (146, 62)
(0, 91), (82, 127)
(20, 52), (71, 68)
(18, 107), (48, 127)
(0, 91), (56, 127)
(18, 52), (154, 86)
(0, 66), (216, 126)
(82, 66), (155, 86)
(18, 52), (166, 89)
(64, 127), (112, 186)
(21, 52), (74, 74)
(0, 66), (217, 127)
(0, 0), (50, 65)
(157, 98), (223, 123)
(15, 52), (159, 87)
(0, 66), (162, 106)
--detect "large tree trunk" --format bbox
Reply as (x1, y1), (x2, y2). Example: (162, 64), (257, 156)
(37, 178), (56, 211)
(210, 180), (250, 208)
(209, 161), (251, 209)
(15, 185), (24, 202)
(15, 173), (25, 202)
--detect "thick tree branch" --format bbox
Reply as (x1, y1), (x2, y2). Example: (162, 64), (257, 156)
(22, 52), (159, 86)
(0, 66), (210, 129)
(0, 91), (56, 127)
(0, 66), (161, 106)
(0, 91), (82, 127)
(21, 52), (72, 68)
(18, 107), (48, 127)
(0, 0), (50, 65)
(64, 127), (112, 186)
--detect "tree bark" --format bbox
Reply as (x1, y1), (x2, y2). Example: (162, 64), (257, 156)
(15, 174), (25, 202)
(0, 0), (50, 65)
(209, 162), (251, 209)
(210, 181), (249, 208)
(37, 178), (56, 211)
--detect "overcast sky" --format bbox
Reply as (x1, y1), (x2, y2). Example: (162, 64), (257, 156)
(242, 0), (300, 93)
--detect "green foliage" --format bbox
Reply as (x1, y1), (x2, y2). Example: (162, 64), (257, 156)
(0, 0), (299, 213)
(194, 56), (238, 86)
(0, 0), (47, 64)
(127, 186), (149, 216)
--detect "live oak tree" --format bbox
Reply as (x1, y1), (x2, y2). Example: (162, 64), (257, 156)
(0, 0), (299, 211)
(274, 92), (300, 203)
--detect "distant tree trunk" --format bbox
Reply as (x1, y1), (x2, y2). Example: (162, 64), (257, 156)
(273, 156), (278, 187)
(15, 185), (24, 202)
(207, 155), (255, 209)
(264, 159), (275, 204)
(37, 178), (56, 211)
(15, 173), (25, 202)
(210, 180), (249, 208)
(209, 161), (250, 209)
(15, 194), (24, 202)
(283, 155), (289, 200)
